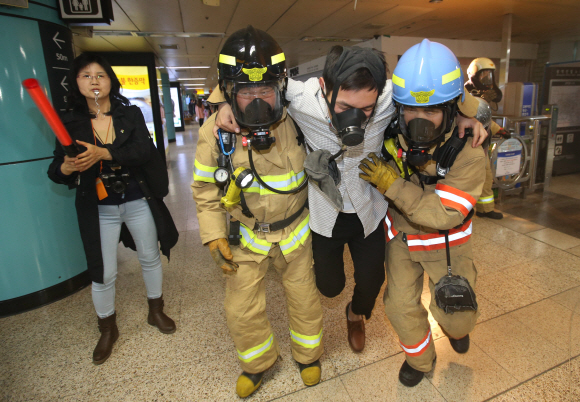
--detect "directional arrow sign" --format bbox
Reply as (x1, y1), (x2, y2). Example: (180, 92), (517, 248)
(61, 76), (68, 91)
(53, 32), (65, 49)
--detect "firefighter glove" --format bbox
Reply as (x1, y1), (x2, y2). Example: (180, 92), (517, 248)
(359, 152), (399, 193)
(208, 238), (239, 273)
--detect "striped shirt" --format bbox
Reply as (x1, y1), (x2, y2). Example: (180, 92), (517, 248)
(286, 77), (396, 238)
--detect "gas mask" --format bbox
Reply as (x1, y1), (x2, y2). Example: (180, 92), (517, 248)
(225, 81), (285, 151)
(471, 69), (502, 104)
(321, 46), (386, 147)
(398, 103), (455, 167)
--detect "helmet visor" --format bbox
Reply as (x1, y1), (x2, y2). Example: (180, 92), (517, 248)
(477, 69), (496, 88)
(225, 81), (284, 129)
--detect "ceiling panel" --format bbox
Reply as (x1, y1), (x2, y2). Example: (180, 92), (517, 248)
(180, 0), (239, 33)
(93, 0), (138, 31)
(226, 0), (296, 35)
(99, 37), (157, 53)
(112, 0), (184, 32)
(74, 36), (120, 53)
(337, 5), (434, 39)
(183, 37), (224, 56)
(303, 1), (399, 38)
(267, 0), (350, 38)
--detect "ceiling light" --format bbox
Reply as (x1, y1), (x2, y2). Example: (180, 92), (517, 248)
(301, 37), (365, 42)
(93, 31), (224, 38)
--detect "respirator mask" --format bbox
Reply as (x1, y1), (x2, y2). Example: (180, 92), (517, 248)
(471, 69), (502, 104)
(398, 103), (455, 167)
(321, 47), (386, 147)
(224, 81), (285, 150)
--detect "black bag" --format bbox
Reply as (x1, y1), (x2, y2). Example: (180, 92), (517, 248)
(434, 230), (478, 314)
(140, 138), (169, 199)
(434, 274), (478, 314)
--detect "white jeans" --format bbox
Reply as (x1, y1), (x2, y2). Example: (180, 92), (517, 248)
(92, 198), (163, 318)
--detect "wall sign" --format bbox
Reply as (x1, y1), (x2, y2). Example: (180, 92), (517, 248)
(58, 0), (114, 25)
(38, 21), (74, 113)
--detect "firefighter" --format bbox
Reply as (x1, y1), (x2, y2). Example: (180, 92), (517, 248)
(466, 57), (510, 219)
(358, 39), (486, 387)
(191, 26), (323, 398)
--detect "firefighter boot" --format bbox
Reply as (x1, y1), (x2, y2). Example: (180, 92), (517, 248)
(93, 313), (119, 365)
(449, 334), (470, 354)
(236, 371), (264, 398)
(147, 295), (176, 334)
(298, 359), (321, 386)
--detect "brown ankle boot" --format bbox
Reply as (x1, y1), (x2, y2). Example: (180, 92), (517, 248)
(147, 295), (176, 334)
(93, 313), (119, 365)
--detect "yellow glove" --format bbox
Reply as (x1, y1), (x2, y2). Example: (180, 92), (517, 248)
(359, 152), (399, 193)
(208, 238), (239, 273)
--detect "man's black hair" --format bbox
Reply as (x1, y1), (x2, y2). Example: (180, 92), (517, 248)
(322, 45), (388, 95)
(66, 52), (130, 117)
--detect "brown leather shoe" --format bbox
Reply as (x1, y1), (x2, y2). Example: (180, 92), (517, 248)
(346, 303), (365, 352)
(147, 295), (176, 334)
(93, 313), (119, 365)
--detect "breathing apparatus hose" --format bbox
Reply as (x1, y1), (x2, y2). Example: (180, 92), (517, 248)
(247, 146), (309, 195)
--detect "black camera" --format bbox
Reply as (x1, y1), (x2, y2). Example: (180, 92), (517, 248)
(100, 167), (131, 194)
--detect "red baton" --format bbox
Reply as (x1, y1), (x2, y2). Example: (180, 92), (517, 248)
(22, 78), (78, 156)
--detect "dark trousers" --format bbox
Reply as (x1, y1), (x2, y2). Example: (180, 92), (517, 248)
(312, 212), (386, 319)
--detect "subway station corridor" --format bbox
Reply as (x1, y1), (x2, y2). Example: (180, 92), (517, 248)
(1, 124), (579, 401)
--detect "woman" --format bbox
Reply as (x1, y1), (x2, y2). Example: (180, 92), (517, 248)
(47, 53), (179, 365)
(195, 98), (205, 126)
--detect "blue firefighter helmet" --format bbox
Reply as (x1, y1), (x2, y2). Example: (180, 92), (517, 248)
(392, 38), (465, 106)
(392, 39), (465, 149)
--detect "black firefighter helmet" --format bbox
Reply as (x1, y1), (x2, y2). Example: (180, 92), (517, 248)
(218, 25), (287, 134)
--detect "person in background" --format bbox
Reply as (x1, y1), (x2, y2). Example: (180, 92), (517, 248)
(195, 98), (206, 126)
(47, 53), (179, 365)
(466, 57), (511, 219)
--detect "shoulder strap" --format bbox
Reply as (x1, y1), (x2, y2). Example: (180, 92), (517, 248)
(433, 127), (470, 179)
(291, 117), (305, 147)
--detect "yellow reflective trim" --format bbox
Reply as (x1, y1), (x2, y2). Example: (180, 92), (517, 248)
(193, 159), (217, 183)
(442, 68), (461, 85)
(243, 170), (306, 195)
(290, 328), (322, 349)
(392, 74), (405, 88)
(219, 54), (236, 66)
(477, 196), (495, 204)
(240, 223), (272, 255)
(271, 52), (285, 65)
(279, 215), (310, 255)
(237, 334), (274, 362)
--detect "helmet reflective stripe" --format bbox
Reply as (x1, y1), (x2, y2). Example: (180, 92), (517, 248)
(392, 74), (405, 88)
(219, 54), (236, 66)
(392, 39), (465, 106)
(237, 333), (274, 362)
(290, 328), (322, 348)
(271, 52), (285, 65)
(442, 68), (461, 85)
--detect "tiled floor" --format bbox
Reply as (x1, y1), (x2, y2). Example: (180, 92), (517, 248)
(1, 125), (579, 401)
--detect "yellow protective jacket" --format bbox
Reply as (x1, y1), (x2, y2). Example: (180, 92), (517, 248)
(383, 125), (486, 262)
(191, 112), (310, 262)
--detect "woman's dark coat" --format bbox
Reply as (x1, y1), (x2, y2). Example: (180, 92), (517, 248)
(48, 104), (179, 284)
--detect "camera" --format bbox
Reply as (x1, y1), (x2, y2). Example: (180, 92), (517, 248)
(100, 167), (131, 194)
